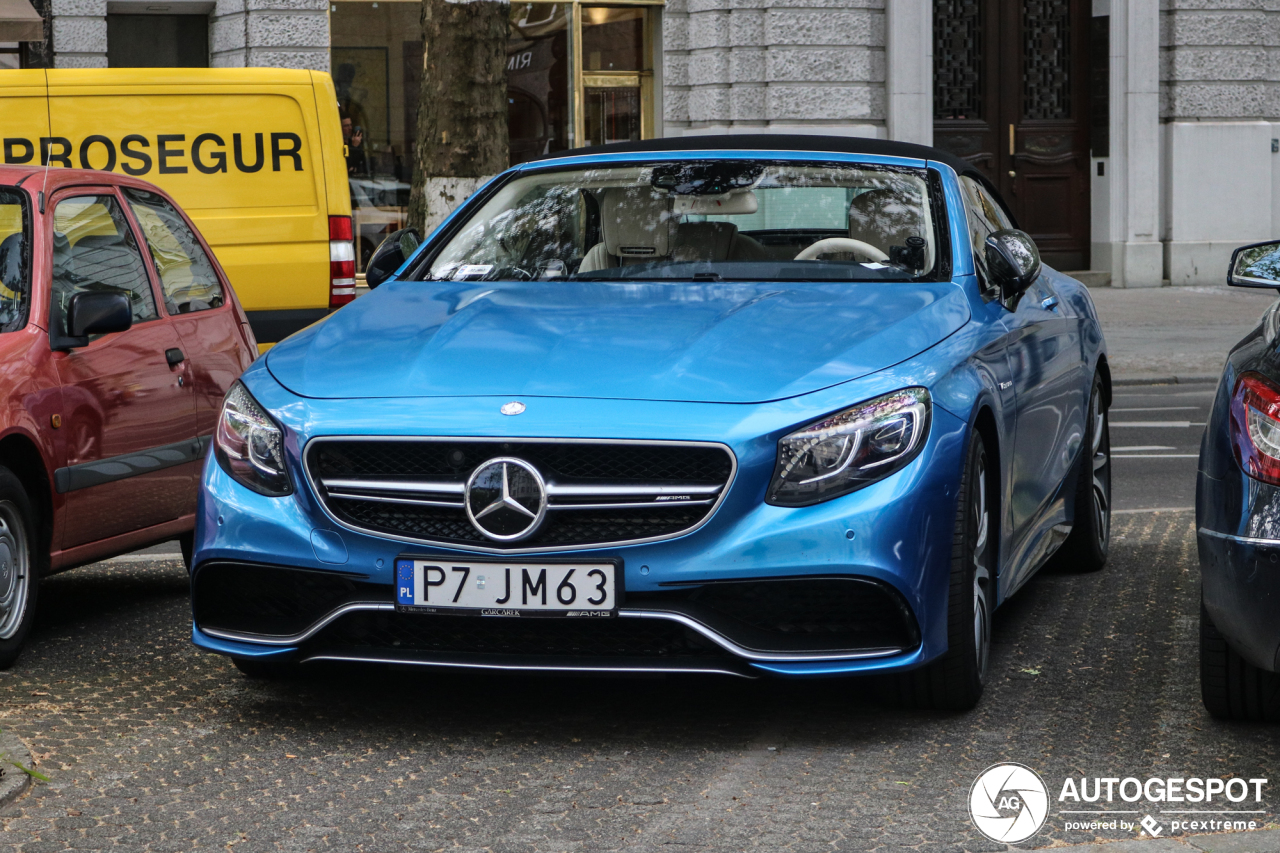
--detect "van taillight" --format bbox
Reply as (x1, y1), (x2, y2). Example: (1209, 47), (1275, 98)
(329, 215), (356, 308)
(1231, 372), (1280, 485)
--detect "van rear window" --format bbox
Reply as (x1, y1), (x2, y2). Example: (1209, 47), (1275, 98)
(0, 189), (29, 333)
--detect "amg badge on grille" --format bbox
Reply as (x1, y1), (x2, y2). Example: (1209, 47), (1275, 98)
(464, 458), (547, 542)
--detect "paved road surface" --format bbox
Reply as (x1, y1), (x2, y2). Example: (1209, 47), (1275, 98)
(1110, 383), (1215, 513)
(0, 384), (1274, 852)
(1090, 285), (1273, 380)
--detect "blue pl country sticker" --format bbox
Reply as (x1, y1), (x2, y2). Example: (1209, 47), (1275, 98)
(396, 560), (414, 605)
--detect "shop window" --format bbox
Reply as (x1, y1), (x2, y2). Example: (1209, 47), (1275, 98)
(331, 0), (659, 272)
(580, 6), (651, 147)
(508, 2), (571, 165)
(331, 0), (420, 270)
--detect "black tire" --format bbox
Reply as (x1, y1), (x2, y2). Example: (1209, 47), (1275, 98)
(1200, 600), (1280, 721)
(0, 466), (40, 670)
(898, 431), (993, 712)
(1056, 373), (1111, 571)
(232, 656), (298, 680)
(178, 532), (194, 570)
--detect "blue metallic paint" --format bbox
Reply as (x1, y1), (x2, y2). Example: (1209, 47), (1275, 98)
(192, 150), (1109, 677)
(264, 281), (973, 404)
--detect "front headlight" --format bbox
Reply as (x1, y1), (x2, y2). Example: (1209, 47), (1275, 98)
(214, 381), (292, 496)
(767, 388), (931, 507)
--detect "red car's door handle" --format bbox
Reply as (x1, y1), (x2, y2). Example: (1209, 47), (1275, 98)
(165, 348), (185, 368)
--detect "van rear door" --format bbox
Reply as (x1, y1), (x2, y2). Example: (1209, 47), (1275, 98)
(45, 69), (333, 346)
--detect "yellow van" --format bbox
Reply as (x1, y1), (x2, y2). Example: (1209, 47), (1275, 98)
(1, 68), (352, 348)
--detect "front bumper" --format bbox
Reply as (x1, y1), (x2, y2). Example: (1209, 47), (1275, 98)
(191, 560), (924, 677)
(193, 384), (969, 677)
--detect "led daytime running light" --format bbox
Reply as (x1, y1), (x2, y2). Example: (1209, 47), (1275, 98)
(767, 388), (931, 507)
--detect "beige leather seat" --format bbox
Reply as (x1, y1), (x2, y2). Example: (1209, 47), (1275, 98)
(580, 188), (768, 272)
(579, 187), (671, 272)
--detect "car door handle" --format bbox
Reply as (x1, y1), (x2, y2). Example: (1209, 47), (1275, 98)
(1041, 296), (1059, 311)
(165, 348), (185, 368)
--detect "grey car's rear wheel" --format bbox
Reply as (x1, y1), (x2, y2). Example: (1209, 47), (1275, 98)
(0, 466), (39, 669)
(898, 431), (992, 712)
(1200, 600), (1280, 721)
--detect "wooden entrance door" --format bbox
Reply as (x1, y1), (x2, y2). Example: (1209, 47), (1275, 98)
(933, 0), (1092, 271)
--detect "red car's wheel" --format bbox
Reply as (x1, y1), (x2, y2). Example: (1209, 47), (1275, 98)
(0, 465), (38, 669)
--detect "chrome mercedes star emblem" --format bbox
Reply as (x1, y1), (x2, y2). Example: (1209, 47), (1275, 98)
(464, 457), (547, 542)
(500, 401), (526, 416)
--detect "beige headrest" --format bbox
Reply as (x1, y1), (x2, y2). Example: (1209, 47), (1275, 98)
(601, 187), (671, 259)
(848, 188), (924, 253)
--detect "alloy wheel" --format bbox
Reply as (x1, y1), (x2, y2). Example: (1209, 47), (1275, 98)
(0, 500), (30, 641)
(1089, 385), (1111, 550)
(971, 453), (992, 681)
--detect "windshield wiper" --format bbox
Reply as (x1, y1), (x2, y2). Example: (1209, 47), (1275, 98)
(691, 272), (721, 282)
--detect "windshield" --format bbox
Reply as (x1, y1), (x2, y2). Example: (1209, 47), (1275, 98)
(0, 188), (29, 333)
(427, 160), (939, 282)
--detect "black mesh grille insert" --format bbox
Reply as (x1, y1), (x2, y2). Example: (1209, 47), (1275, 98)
(316, 611), (727, 658)
(308, 440), (733, 549)
(193, 562), (387, 637)
(682, 578), (919, 652)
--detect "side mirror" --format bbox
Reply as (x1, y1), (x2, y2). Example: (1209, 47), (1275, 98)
(365, 228), (421, 289)
(984, 229), (1042, 300)
(1229, 240), (1280, 291)
(58, 291), (132, 349)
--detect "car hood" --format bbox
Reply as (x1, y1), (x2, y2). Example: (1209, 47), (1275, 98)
(265, 279), (970, 404)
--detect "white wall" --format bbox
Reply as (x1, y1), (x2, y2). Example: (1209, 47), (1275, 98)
(1163, 121), (1273, 285)
(1157, 0), (1280, 285)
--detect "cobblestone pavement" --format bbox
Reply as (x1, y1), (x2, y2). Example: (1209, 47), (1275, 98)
(0, 512), (1274, 852)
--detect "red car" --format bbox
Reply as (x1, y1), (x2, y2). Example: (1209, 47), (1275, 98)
(0, 166), (257, 666)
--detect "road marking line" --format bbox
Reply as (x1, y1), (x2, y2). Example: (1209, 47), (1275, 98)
(99, 554), (184, 564)
(1112, 454), (1199, 458)
(1111, 421), (1203, 427)
(1111, 406), (1200, 412)
(1113, 507), (1194, 514)
(1112, 445), (1175, 451)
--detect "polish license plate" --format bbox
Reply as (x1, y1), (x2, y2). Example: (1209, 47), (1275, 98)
(395, 558), (619, 615)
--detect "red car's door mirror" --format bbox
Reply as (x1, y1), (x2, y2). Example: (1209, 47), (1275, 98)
(66, 291), (132, 341)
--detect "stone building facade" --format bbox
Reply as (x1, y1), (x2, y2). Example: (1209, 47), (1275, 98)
(11, 0), (1280, 286)
(41, 0), (329, 70)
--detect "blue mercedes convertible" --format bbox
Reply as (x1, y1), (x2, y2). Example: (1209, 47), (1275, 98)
(192, 136), (1110, 710)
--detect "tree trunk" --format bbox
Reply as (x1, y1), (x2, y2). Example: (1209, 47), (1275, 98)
(408, 0), (510, 235)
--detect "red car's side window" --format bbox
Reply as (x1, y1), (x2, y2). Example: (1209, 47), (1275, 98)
(50, 194), (159, 338)
(0, 189), (29, 333)
(122, 188), (225, 316)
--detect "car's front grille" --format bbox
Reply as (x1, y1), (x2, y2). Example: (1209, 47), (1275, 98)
(306, 438), (735, 551)
(316, 610), (728, 658)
